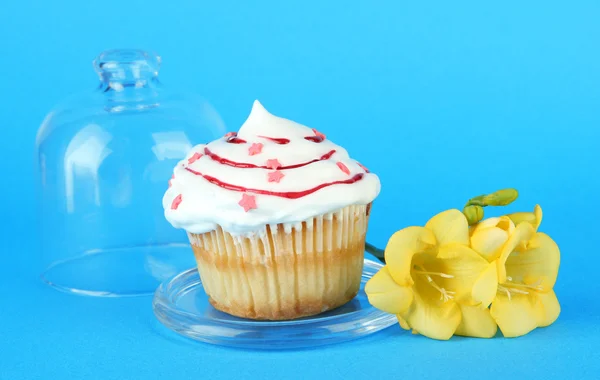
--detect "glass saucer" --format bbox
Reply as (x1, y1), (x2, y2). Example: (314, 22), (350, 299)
(152, 258), (397, 349)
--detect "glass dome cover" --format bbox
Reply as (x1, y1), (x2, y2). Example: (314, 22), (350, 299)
(35, 49), (226, 296)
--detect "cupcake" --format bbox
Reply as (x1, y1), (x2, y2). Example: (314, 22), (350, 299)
(163, 101), (380, 320)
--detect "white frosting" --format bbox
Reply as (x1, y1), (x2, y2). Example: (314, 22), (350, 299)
(163, 100), (380, 236)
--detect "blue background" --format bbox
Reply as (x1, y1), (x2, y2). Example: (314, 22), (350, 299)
(1, 0), (599, 378)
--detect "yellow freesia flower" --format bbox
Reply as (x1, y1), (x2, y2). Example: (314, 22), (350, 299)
(466, 205), (560, 337)
(366, 186), (561, 341)
(365, 209), (499, 340)
(486, 206), (561, 337)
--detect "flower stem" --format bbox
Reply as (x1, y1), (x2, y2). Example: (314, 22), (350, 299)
(365, 242), (385, 263)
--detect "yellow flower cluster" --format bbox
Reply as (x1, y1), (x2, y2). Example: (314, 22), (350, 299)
(365, 205), (560, 340)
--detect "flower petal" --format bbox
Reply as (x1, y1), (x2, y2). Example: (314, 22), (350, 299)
(533, 205), (543, 230)
(517, 234), (542, 252)
(497, 222), (536, 283)
(404, 274), (462, 340)
(365, 266), (414, 314)
(536, 290), (560, 327)
(472, 261), (499, 308)
(472, 215), (515, 233)
(405, 292), (461, 340)
(425, 209), (470, 246)
(385, 226), (437, 286)
(490, 292), (539, 338)
(505, 233), (560, 292)
(496, 216), (516, 234)
(471, 227), (509, 261)
(507, 205), (543, 231)
(474, 216), (501, 230)
(506, 212), (536, 227)
(396, 314), (411, 330)
(455, 304), (498, 338)
(425, 243), (493, 304)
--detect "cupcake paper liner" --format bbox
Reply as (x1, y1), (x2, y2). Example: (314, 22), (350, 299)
(187, 204), (370, 320)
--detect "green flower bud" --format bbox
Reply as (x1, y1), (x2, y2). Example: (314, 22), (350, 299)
(482, 188), (519, 206)
(463, 205), (484, 226)
(465, 195), (487, 207)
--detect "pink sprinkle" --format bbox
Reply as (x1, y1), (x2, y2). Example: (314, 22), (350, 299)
(168, 174), (174, 187)
(248, 143), (264, 156)
(337, 162), (350, 175)
(225, 132), (236, 137)
(187, 152), (203, 164)
(357, 162), (370, 173)
(238, 193), (257, 212)
(312, 128), (326, 140)
(171, 194), (183, 210)
(266, 159), (282, 170)
(267, 170), (285, 183)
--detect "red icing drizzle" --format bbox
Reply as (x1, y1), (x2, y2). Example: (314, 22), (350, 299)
(185, 167), (364, 199)
(336, 162), (350, 175)
(171, 194), (183, 210)
(357, 162), (370, 173)
(312, 128), (326, 140)
(227, 137), (246, 144)
(258, 136), (290, 144)
(204, 148), (336, 170)
(304, 136), (324, 143)
(187, 152), (203, 164)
